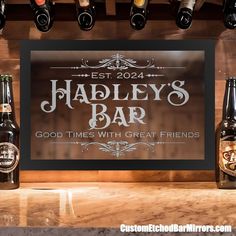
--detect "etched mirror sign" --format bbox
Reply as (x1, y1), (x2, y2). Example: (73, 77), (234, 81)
(21, 40), (214, 170)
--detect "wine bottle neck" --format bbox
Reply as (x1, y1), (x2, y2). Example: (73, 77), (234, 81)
(223, 79), (236, 121)
(0, 80), (15, 122)
(179, 0), (196, 10)
(79, 0), (90, 8)
(133, 0), (149, 9)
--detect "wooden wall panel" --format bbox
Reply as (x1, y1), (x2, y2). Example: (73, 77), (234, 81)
(105, 0), (116, 15)
(20, 170), (215, 182)
(0, 19), (232, 182)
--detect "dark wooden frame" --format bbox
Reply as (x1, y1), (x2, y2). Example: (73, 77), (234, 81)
(20, 40), (215, 170)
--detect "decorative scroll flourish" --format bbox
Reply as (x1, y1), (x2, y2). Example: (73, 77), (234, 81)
(79, 141), (157, 158)
(50, 53), (186, 71)
(51, 140), (186, 158)
(71, 74), (90, 77)
(145, 74), (165, 78)
(80, 54), (156, 71)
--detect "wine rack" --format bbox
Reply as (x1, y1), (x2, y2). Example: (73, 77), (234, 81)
(6, 0), (223, 19)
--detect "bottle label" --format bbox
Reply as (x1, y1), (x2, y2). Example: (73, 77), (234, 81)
(219, 140), (236, 177)
(0, 143), (19, 173)
(0, 104), (12, 113)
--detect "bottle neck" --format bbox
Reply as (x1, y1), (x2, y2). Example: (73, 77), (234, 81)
(179, 0), (195, 11)
(223, 80), (236, 121)
(0, 80), (15, 122)
(133, 0), (149, 9)
(79, 0), (90, 8)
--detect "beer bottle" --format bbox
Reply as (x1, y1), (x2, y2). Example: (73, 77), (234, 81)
(223, 0), (236, 29)
(30, 0), (55, 32)
(216, 77), (236, 189)
(176, 0), (195, 29)
(0, 0), (6, 30)
(130, 0), (149, 30)
(0, 75), (20, 190)
(76, 0), (96, 31)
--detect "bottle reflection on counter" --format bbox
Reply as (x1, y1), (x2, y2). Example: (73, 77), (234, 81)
(0, 195), (19, 225)
(0, 75), (20, 190)
(216, 77), (236, 189)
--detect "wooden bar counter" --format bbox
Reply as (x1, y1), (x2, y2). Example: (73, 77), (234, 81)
(0, 182), (236, 235)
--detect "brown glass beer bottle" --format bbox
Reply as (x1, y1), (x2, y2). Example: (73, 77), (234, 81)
(0, 75), (20, 190)
(216, 77), (236, 189)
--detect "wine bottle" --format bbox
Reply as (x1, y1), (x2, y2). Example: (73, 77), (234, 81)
(0, 0), (6, 30)
(130, 0), (149, 30)
(176, 0), (195, 29)
(216, 77), (236, 189)
(30, 0), (55, 32)
(76, 0), (96, 31)
(223, 0), (236, 29)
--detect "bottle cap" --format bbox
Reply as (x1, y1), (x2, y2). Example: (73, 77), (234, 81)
(226, 77), (236, 87)
(0, 75), (12, 82)
(227, 76), (236, 80)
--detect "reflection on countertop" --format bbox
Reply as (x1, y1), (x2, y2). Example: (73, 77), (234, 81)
(0, 182), (235, 228)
